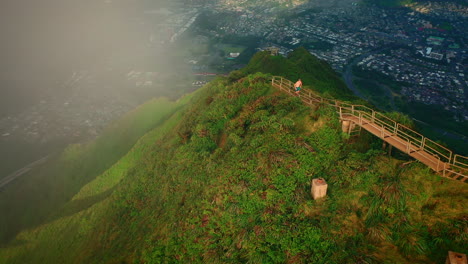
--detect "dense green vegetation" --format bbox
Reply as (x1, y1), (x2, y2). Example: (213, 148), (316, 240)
(352, 66), (407, 93)
(238, 47), (355, 100)
(1, 70), (466, 263)
(0, 96), (192, 245)
(401, 102), (468, 155)
(0, 50), (466, 263)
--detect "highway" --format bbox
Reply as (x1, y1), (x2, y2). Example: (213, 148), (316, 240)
(0, 155), (49, 190)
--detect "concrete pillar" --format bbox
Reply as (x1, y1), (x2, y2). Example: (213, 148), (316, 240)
(341, 121), (350, 134)
(446, 251), (467, 264)
(311, 178), (328, 200)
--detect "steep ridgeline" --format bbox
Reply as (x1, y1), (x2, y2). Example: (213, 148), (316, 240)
(0, 54), (467, 264)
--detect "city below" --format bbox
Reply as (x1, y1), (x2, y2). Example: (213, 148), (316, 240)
(0, 0), (466, 178)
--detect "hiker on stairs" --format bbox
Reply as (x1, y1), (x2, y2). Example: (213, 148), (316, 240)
(294, 79), (302, 95)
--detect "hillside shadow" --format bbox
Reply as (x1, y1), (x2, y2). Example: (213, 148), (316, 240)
(46, 186), (118, 224)
(0, 183), (118, 247)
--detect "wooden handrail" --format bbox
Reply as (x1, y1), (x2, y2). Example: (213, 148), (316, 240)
(271, 76), (467, 180)
(454, 155), (468, 169)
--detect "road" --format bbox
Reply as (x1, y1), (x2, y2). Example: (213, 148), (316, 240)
(0, 155), (49, 190)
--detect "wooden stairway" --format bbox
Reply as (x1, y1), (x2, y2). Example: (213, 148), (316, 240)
(271, 76), (467, 182)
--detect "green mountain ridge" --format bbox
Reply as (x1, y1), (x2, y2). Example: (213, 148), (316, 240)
(235, 47), (355, 100)
(0, 50), (466, 263)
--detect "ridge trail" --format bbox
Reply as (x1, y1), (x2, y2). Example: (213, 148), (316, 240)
(271, 76), (467, 182)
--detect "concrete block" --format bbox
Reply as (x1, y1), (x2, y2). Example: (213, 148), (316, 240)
(446, 251), (467, 264)
(341, 120), (350, 133)
(311, 178), (327, 200)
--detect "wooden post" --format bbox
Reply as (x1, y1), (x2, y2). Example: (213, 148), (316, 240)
(342, 121), (350, 134)
(446, 251), (467, 264)
(311, 178), (328, 200)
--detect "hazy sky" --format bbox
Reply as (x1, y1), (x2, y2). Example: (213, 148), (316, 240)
(1, 0), (142, 76)
(0, 0), (157, 115)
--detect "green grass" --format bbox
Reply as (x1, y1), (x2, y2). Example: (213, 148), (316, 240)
(1, 73), (466, 264)
(0, 95), (194, 245)
(0, 107), (188, 264)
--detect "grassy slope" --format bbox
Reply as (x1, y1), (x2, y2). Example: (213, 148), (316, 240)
(0, 96), (193, 245)
(1, 73), (466, 264)
(0, 107), (187, 264)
